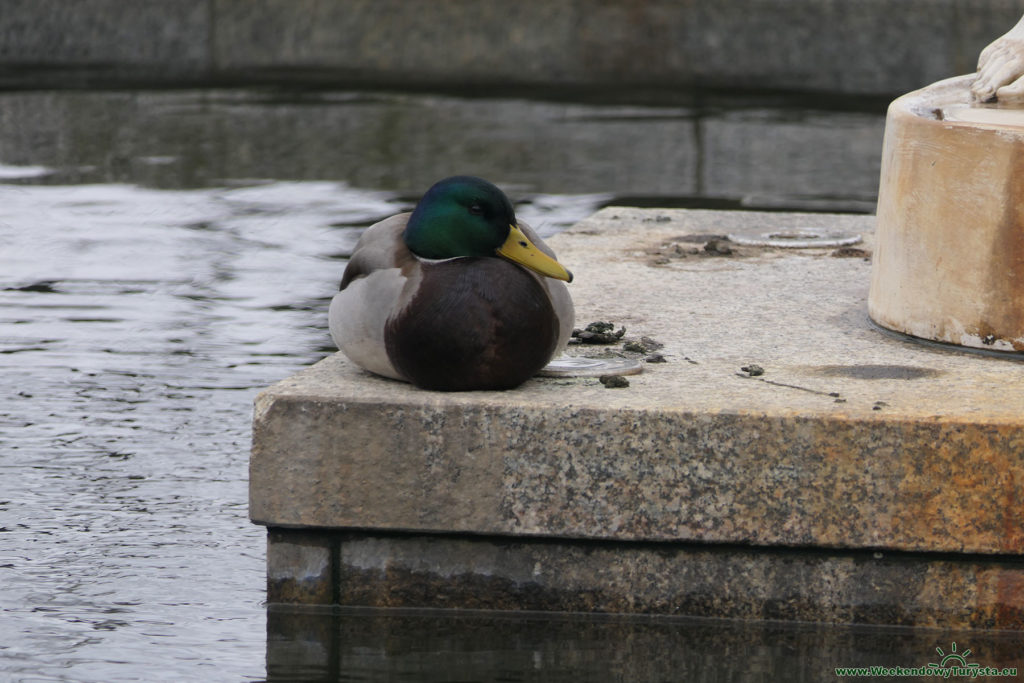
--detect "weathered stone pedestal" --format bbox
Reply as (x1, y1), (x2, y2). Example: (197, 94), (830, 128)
(252, 208), (1024, 629)
(871, 74), (1024, 352)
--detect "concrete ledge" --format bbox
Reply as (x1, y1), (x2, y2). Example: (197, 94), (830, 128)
(0, 0), (1018, 95)
(253, 209), (1024, 555)
(251, 208), (1024, 624)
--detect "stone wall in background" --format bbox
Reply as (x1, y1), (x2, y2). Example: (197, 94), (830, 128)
(0, 0), (1020, 95)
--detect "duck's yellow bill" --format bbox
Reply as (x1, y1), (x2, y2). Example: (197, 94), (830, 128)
(497, 224), (574, 282)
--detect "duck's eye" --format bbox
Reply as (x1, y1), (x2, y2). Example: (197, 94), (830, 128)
(468, 204), (483, 216)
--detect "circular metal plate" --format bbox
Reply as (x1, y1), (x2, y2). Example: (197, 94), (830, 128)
(539, 356), (644, 378)
(728, 228), (862, 249)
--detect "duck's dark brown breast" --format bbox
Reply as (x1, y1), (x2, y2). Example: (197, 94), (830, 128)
(384, 258), (559, 391)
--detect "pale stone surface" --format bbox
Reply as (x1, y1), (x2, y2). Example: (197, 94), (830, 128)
(252, 208), (1024, 556)
(870, 74), (1024, 352)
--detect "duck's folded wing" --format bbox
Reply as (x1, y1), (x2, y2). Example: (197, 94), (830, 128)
(339, 213), (414, 289)
(330, 213), (415, 381)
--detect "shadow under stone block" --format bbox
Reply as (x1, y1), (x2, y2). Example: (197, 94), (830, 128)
(266, 528), (1024, 630)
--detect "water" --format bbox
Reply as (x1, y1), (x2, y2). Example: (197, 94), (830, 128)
(2, 87), (1013, 681)
(266, 608), (1024, 682)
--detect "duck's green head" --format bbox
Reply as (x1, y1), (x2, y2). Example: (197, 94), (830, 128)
(404, 176), (572, 282)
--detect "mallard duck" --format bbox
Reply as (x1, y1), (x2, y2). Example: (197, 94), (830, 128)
(329, 176), (575, 391)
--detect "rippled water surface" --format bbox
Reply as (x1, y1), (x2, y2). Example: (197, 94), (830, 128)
(0, 88), (635, 681)
(8, 87), (1009, 681)
(2, 177), (613, 681)
(1, 182), (362, 681)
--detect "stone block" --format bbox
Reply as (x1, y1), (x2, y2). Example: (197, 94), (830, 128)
(252, 207), (1024, 623)
(252, 208), (1024, 556)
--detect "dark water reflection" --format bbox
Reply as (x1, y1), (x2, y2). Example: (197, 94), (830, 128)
(0, 88), (882, 211)
(267, 607), (1024, 682)
(0, 87), (963, 681)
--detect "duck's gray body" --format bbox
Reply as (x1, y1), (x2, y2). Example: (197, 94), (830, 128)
(329, 214), (574, 391)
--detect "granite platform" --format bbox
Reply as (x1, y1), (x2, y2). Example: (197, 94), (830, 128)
(250, 208), (1024, 629)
